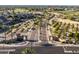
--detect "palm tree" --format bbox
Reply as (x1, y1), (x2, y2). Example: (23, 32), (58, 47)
(10, 25), (14, 40)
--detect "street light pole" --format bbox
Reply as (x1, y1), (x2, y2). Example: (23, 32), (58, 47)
(5, 32), (6, 43)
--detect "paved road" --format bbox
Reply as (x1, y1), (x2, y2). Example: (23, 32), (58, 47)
(40, 19), (48, 43)
(1, 45), (79, 54)
(26, 26), (41, 47)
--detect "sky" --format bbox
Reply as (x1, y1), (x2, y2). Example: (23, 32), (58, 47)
(0, 0), (79, 5)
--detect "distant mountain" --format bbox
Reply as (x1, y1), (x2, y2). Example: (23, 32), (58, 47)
(0, 5), (79, 9)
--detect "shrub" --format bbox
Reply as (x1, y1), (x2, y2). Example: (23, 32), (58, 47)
(21, 48), (36, 54)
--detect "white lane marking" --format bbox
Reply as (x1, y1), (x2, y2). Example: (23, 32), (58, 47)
(0, 49), (15, 52)
(63, 46), (73, 53)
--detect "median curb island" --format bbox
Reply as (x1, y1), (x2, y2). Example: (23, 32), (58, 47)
(0, 42), (29, 48)
(54, 44), (79, 47)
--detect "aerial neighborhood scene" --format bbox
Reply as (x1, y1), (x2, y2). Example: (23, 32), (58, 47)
(0, 6), (79, 54)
